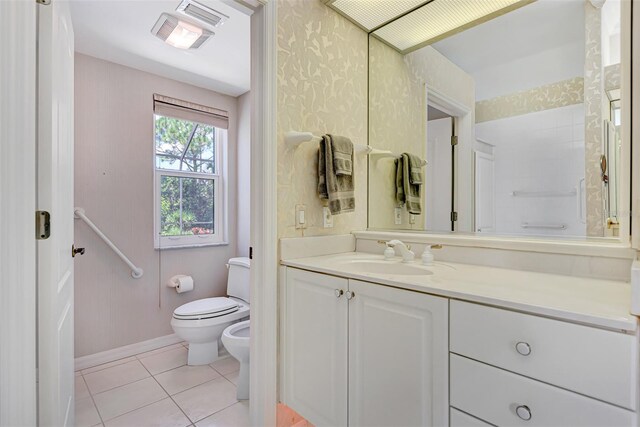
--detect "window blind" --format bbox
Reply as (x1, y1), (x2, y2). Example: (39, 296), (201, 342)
(153, 94), (229, 129)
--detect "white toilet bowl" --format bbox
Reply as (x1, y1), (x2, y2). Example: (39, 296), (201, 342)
(222, 320), (250, 400)
(171, 257), (251, 366)
(171, 298), (249, 365)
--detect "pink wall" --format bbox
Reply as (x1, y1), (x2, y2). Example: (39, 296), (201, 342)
(74, 54), (241, 357)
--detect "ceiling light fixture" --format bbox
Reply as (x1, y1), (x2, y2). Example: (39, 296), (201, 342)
(325, 0), (428, 32)
(372, 0), (535, 54)
(151, 13), (213, 50)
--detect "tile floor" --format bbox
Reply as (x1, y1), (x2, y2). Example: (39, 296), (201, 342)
(75, 343), (249, 427)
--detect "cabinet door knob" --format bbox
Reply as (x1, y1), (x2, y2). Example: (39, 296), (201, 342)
(334, 289), (344, 298)
(516, 405), (532, 421)
(346, 291), (355, 300)
(515, 341), (532, 356)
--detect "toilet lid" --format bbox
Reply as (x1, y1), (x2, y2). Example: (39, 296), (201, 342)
(173, 297), (239, 320)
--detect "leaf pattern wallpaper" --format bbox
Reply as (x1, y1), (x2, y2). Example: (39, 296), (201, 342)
(277, 0), (368, 238)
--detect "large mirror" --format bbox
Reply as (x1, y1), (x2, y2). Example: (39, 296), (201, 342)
(368, 0), (627, 239)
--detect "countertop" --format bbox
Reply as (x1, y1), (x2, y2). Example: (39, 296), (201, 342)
(281, 252), (638, 332)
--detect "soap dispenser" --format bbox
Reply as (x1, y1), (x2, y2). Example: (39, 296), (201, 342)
(421, 246), (434, 266)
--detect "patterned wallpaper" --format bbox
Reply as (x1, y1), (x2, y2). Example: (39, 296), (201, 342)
(277, 0), (368, 238)
(584, 1), (605, 237)
(369, 37), (425, 230)
(604, 63), (621, 92)
(476, 77), (584, 123)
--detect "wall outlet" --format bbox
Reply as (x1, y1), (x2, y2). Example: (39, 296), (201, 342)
(409, 214), (416, 225)
(323, 207), (334, 228)
(394, 207), (402, 225)
(295, 204), (307, 229)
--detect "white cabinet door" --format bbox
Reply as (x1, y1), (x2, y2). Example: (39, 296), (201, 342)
(282, 268), (348, 427)
(348, 280), (449, 427)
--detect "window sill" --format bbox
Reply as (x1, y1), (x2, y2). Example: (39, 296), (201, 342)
(155, 241), (229, 250)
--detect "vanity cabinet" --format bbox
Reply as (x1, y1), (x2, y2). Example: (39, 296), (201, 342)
(281, 268), (449, 427)
(450, 301), (638, 426)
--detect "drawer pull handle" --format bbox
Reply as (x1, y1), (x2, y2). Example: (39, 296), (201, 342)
(516, 405), (532, 421)
(335, 289), (344, 298)
(346, 291), (355, 300)
(515, 341), (531, 356)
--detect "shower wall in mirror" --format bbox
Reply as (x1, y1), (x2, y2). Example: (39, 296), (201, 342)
(368, 0), (626, 239)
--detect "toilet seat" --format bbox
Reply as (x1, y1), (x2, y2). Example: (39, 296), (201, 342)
(173, 297), (239, 320)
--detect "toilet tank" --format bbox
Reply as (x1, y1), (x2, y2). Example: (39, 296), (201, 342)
(227, 257), (250, 304)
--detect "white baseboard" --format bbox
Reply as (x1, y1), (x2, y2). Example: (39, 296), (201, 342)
(75, 334), (183, 371)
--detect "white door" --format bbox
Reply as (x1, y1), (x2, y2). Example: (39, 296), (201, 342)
(474, 151), (495, 233)
(348, 280), (449, 427)
(37, 1), (75, 425)
(426, 117), (453, 232)
(282, 268), (348, 427)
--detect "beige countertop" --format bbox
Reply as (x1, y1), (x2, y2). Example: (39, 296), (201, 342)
(282, 252), (638, 332)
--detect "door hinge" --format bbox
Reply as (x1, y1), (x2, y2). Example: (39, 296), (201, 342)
(36, 211), (51, 240)
(36, 0), (51, 4)
(450, 211), (458, 222)
(249, 246), (253, 260)
(451, 136), (458, 146)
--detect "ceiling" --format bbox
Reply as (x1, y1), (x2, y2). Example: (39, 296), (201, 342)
(69, 0), (251, 97)
(431, 0), (585, 100)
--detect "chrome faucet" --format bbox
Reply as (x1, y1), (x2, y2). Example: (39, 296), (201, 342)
(380, 239), (415, 262)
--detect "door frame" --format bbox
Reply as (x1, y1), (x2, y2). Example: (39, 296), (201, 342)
(0, 2), (38, 425)
(247, 0), (278, 426)
(425, 85), (472, 232)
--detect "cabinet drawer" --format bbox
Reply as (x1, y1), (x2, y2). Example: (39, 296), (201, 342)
(450, 408), (492, 426)
(450, 354), (635, 427)
(450, 300), (637, 409)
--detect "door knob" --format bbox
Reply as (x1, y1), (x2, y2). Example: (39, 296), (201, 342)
(72, 245), (85, 257)
(346, 291), (355, 300)
(335, 289), (344, 298)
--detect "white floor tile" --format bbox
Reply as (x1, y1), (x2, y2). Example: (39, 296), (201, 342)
(172, 377), (238, 423)
(209, 357), (240, 376)
(93, 377), (167, 421)
(155, 364), (221, 395)
(82, 357), (137, 375)
(194, 401), (250, 427)
(135, 343), (185, 360)
(222, 371), (239, 386)
(76, 375), (90, 400)
(75, 397), (102, 427)
(104, 398), (190, 427)
(139, 346), (188, 375)
(84, 360), (150, 395)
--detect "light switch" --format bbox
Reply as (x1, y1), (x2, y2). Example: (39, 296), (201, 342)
(295, 204), (307, 229)
(323, 207), (334, 228)
(394, 207), (402, 225)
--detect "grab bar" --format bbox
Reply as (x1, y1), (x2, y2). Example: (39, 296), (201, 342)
(74, 208), (144, 279)
(521, 222), (567, 230)
(511, 189), (576, 197)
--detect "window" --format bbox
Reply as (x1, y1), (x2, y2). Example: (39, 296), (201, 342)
(153, 95), (228, 248)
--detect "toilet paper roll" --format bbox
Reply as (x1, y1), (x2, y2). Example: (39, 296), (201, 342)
(168, 275), (194, 293)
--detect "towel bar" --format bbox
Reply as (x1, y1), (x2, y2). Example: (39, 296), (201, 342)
(370, 149), (428, 167)
(285, 131), (372, 153)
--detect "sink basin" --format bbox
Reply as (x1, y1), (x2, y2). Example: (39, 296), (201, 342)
(338, 260), (433, 276)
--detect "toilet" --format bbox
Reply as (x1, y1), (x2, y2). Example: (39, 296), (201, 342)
(222, 320), (250, 400)
(171, 257), (250, 365)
